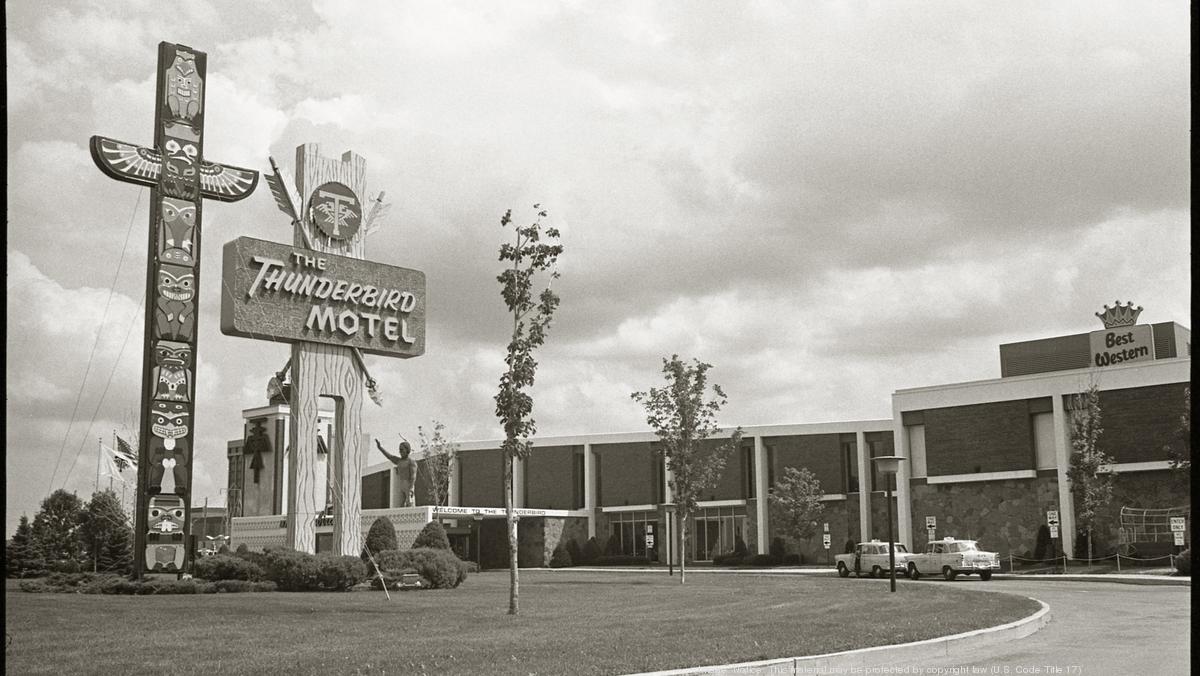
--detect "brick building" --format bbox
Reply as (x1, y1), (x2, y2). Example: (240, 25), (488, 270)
(227, 314), (1190, 565)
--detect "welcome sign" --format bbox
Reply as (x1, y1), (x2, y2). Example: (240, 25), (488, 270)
(220, 236), (425, 357)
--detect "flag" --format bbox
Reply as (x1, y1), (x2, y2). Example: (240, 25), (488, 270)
(108, 437), (138, 472)
(99, 446), (127, 482)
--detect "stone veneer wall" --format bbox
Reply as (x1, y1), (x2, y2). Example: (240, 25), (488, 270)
(909, 477), (1059, 556)
(764, 497), (855, 564)
(1076, 469), (1190, 556)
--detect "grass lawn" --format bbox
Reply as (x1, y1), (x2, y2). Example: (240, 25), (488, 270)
(5, 569), (1039, 675)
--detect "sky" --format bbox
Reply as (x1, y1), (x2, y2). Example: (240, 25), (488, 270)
(5, 1), (1191, 536)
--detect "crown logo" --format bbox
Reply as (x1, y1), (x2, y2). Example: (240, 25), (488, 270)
(1095, 300), (1142, 329)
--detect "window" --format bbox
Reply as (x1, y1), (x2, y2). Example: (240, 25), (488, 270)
(1032, 413), (1056, 470)
(691, 505), (747, 561)
(743, 444), (756, 498)
(907, 425), (927, 478)
(608, 511), (658, 559)
(842, 439), (859, 493)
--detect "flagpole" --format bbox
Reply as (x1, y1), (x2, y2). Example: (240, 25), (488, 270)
(96, 436), (102, 494)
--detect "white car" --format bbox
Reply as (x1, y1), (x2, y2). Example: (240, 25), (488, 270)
(906, 537), (1000, 581)
(834, 540), (914, 578)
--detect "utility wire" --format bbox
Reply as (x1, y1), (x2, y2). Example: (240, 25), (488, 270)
(49, 188), (144, 494)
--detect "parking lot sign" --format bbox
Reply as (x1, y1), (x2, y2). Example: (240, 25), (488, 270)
(1170, 517), (1185, 532)
(1174, 532), (1185, 546)
(925, 516), (936, 528)
(1049, 526), (1059, 538)
(1046, 510), (1060, 527)
(822, 534), (831, 549)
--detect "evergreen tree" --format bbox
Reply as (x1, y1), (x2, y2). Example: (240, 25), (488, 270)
(81, 489), (134, 574)
(30, 489), (86, 570)
(6, 515), (43, 577)
(362, 517), (398, 559)
(412, 521), (451, 550)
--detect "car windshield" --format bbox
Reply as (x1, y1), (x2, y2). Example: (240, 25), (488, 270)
(884, 543), (908, 553)
(947, 541), (978, 552)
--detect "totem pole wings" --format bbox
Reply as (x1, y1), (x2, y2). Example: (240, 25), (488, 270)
(91, 136), (259, 202)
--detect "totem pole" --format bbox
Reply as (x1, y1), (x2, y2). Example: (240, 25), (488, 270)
(91, 42), (258, 576)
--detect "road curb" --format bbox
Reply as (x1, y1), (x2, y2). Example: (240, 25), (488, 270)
(994, 573), (1189, 586)
(628, 597), (1051, 676)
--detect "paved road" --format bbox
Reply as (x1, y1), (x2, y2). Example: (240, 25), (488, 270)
(877, 578), (1190, 676)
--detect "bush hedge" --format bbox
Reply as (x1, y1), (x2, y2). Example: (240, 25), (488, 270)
(411, 521), (452, 550)
(549, 542), (573, 568)
(363, 517), (399, 561)
(262, 550), (367, 591)
(193, 554), (264, 581)
(374, 547), (467, 589)
(1173, 548), (1191, 576)
(19, 571), (277, 595)
(591, 555), (652, 566)
(565, 538), (583, 567)
(581, 537), (601, 564)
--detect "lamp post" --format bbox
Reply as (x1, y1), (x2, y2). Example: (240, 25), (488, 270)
(871, 455), (906, 593)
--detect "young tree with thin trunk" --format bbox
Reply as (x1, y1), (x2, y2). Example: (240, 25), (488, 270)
(495, 204), (562, 615)
(418, 421), (459, 507)
(1066, 382), (1114, 565)
(769, 466), (825, 558)
(632, 355), (743, 584)
(1165, 387), (1190, 494)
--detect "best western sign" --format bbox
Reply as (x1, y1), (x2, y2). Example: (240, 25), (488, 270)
(220, 237), (425, 357)
(1089, 325), (1154, 368)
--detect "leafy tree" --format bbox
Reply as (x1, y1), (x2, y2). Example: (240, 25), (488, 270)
(30, 489), (86, 569)
(418, 420), (459, 507)
(769, 466), (825, 556)
(1066, 383), (1114, 564)
(495, 204), (562, 615)
(631, 355), (743, 584)
(1165, 387), (1190, 493)
(6, 515), (44, 577)
(81, 489), (133, 574)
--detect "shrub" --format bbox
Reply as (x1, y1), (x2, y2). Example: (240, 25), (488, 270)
(363, 517), (398, 561)
(461, 560), (480, 574)
(315, 555), (368, 591)
(370, 567), (421, 591)
(769, 537), (787, 563)
(252, 581), (277, 592)
(214, 579), (254, 593)
(375, 547), (467, 589)
(262, 549), (322, 591)
(712, 552), (745, 566)
(733, 536), (749, 558)
(581, 537), (602, 564)
(236, 543), (250, 555)
(749, 554), (775, 566)
(411, 521), (451, 550)
(549, 542), (573, 568)
(1033, 525), (1052, 561)
(782, 553), (801, 565)
(566, 538), (583, 566)
(217, 545), (230, 555)
(1173, 548), (1191, 576)
(605, 533), (622, 556)
(193, 554), (264, 582)
(19, 580), (51, 593)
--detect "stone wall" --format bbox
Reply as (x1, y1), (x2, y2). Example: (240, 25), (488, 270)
(909, 476), (1059, 557)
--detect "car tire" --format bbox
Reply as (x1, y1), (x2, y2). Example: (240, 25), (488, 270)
(979, 571), (992, 581)
(871, 565), (882, 578)
(942, 566), (958, 581)
(908, 562), (921, 580)
(837, 562), (850, 578)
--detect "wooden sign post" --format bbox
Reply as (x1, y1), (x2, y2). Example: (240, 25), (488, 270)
(221, 144), (425, 556)
(90, 42), (258, 577)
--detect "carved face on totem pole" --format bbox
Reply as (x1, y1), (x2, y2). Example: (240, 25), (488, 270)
(146, 494), (187, 572)
(158, 197), (196, 265)
(152, 340), (192, 403)
(155, 264), (195, 342)
(164, 50), (203, 123)
(161, 136), (199, 200)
